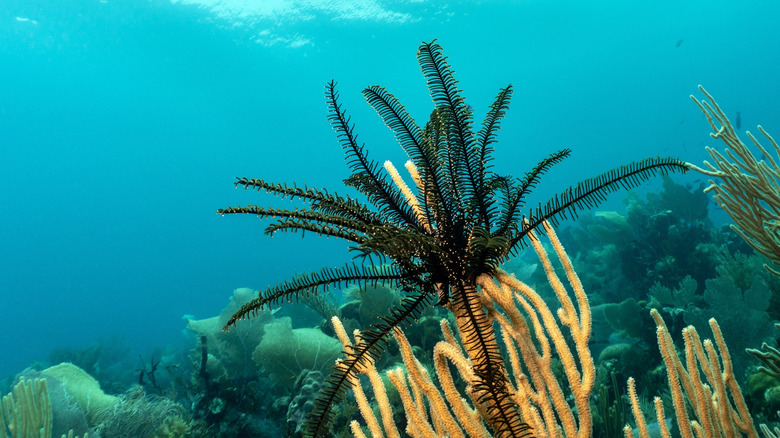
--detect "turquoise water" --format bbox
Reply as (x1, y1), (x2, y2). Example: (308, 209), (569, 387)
(1, 0), (779, 427)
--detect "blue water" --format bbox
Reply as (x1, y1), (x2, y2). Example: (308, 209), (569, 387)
(1, 0), (778, 380)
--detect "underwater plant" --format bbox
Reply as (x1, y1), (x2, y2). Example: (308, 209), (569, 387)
(689, 86), (780, 277)
(218, 40), (687, 437)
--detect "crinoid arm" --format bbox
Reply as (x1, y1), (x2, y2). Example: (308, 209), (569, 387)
(222, 263), (408, 331)
(476, 85), (513, 157)
(449, 280), (533, 437)
(305, 288), (435, 437)
(326, 81), (422, 229)
(230, 177), (384, 224)
(492, 149), (573, 237)
(509, 156), (689, 253)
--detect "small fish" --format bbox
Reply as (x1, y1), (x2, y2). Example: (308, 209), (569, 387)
(15, 16), (39, 25)
(736, 111), (742, 130)
(676, 39), (683, 47)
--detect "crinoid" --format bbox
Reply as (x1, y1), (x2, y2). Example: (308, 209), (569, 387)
(218, 40), (688, 437)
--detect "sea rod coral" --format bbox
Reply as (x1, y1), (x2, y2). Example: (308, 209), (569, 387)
(688, 85), (780, 276)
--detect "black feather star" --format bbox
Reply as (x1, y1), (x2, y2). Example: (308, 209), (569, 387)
(218, 40), (688, 437)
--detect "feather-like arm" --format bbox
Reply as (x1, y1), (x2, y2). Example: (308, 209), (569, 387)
(223, 264), (408, 331)
(509, 157), (689, 252)
(306, 289), (434, 437)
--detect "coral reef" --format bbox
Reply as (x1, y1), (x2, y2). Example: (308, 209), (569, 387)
(286, 370), (326, 437)
(6, 363), (198, 438)
(7, 45), (780, 438)
(252, 318), (342, 387)
(561, 176), (720, 303)
(184, 289), (288, 436)
(186, 288), (275, 383)
(46, 336), (132, 395)
(14, 368), (97, 438)
(5, 166), (773, 438)
(93, 386), (190, 438)
(683, 268), (775, 376)
(41, 363), (118, 427)
(342, 285), (400, 329)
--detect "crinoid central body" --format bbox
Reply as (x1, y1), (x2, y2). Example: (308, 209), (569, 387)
(218, 40), (688, 437)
